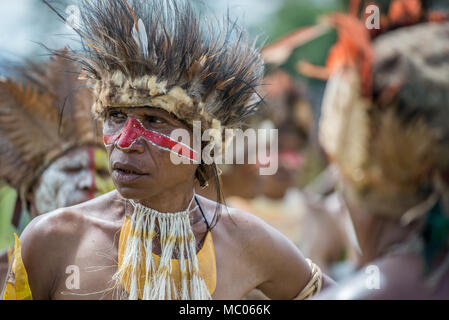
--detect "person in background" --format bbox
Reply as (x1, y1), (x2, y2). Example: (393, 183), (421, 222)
(229, 69), (351, 270)
(0, 52), (114, 290)
(306, 0), (449, 298)
(224, 70), (347, 299)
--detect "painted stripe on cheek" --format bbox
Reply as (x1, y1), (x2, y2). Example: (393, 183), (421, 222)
(103, 118), (198, 161)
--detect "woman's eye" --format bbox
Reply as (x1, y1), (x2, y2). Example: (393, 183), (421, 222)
(146, 116), (165, 124)
(109, 111), (126, 121)
(64, 166), (83, 174)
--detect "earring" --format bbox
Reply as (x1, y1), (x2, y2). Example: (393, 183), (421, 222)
(196, 166), (209, 188)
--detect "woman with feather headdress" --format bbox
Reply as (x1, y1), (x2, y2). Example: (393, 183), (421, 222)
(0, 51), (114, 298)
(2, 0), (334, 300)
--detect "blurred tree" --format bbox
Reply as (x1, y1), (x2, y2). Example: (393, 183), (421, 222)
(254, 0), (348, 121)
(262, 0), (345, 76)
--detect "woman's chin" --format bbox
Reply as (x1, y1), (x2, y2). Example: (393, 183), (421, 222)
(115, 186), (149, 201)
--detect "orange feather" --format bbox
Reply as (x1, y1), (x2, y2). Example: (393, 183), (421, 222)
(123, 0), (138, 31)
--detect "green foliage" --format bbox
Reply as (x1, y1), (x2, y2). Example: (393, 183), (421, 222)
(0, 185), (17, 250)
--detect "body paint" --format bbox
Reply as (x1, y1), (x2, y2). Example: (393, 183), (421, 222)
(103, 118), (198, 162)
(33, 147), (113, 214)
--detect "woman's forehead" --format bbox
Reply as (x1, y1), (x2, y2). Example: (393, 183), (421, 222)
(113, 106), (172, 117)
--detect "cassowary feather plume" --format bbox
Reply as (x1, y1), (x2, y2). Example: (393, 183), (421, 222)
(43, 0), (265, 136)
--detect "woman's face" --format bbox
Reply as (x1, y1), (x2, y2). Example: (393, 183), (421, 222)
(32, 146), (113, 215)
(103, 107), (198, 202)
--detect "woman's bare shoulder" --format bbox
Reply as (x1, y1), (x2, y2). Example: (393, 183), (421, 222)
(197, 195), (276, 244)
(205, 197), (301, 265)
(22, 192), (118, 256)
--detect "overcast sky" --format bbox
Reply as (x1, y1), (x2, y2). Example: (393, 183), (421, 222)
(0, 0), (281, 64)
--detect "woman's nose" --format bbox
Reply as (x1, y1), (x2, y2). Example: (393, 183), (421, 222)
(116, 137), (146, 153)
(114, 118), (146, 153)
(78, 169), (97, 196)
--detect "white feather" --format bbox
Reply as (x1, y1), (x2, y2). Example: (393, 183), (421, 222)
(132, 18), (149, 58)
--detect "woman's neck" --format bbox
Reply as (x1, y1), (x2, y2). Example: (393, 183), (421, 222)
(140, 180), (195, 212)
(122, 180), (207, 226)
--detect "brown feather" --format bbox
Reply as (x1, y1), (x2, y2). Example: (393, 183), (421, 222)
(45, 0), (265, 130)
(0, 50), (102, 190)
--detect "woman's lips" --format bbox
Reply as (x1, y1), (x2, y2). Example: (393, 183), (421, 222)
(112, 168), (148, 183)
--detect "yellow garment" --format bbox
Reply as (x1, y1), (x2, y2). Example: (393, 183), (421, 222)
(118, 216), (216, 299)
(3, 233), (32, 300)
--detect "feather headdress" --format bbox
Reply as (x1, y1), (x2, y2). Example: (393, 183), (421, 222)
(0, 49), (102, 194)
(45, 0), (265, 136)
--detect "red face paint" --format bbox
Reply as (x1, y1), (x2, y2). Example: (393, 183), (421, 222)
(103, 118), (198, 162)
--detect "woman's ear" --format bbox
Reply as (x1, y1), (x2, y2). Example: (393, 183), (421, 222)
(195, 165), (209, 188)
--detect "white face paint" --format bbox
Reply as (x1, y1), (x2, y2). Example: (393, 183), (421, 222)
(33, 147), (110, 215)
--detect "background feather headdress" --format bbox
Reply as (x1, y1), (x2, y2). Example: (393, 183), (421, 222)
(44, 0), (265, 134)
(0, 49), (103, 194)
